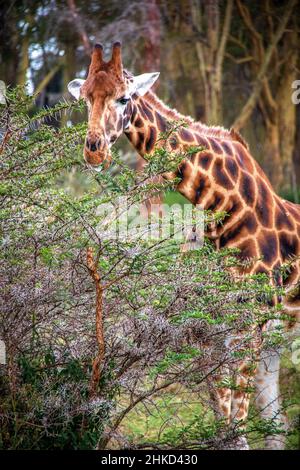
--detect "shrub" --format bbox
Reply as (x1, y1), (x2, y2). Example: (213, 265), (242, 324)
(0, 88), (288, 449)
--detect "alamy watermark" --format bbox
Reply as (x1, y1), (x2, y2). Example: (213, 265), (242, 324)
(0, 80), (6, 105)
(291, 338), (300, 365)
(95, 196), (205, 244)
(291, 80), (300, 105)
(0, 340), (6, 365)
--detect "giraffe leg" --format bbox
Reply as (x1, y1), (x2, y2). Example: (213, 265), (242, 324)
(208, 379), (232, 424)
(229, 361), (256, 450)
(255, 350), (287, 450)
(207, 332), (259, 449)
(209, 364), (252, 450)
(207, 372), (233, 450)
(208, 363), (251, 450)
(226, 329), (260, 450)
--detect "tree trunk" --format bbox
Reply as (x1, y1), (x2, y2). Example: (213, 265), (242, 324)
(16, 33), (29, 86)
(262, 118), (282, 191)
(276, 27), (298, 195)
(233, 0), (296, 131)
(0, 5), (19, 86)
(192, 0), (233, 125)
(16, 14), (34, 87)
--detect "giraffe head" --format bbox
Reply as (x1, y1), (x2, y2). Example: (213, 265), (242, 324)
(68, 43), (159, 169)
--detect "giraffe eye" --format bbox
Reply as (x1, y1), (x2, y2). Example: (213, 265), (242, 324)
(117, 97), (129, 105)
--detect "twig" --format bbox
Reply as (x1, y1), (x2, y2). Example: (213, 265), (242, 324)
(86, 246), (104, 396)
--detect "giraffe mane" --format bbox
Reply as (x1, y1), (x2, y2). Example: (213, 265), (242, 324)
(123, 69), (249, 150)
(142, 90), (194, 125)
(143, 90), (249, 150)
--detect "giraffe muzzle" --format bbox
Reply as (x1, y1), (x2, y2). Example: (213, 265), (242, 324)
(84, 146), (112, 169)
(84, 133), (112, 168)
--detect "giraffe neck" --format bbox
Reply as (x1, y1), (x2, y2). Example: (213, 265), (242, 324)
(124, 89), (300, 316)
(125, 91), (191, 155)
(125, 90), (249, 156)
(124, 90), (273, 219)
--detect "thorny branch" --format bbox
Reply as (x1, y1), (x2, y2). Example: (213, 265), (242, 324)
(86, 246), (105, 396)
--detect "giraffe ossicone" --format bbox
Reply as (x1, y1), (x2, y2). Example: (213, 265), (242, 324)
(68, 42), (300, 450)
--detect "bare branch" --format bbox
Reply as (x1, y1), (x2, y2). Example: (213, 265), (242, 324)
(86, 247), (105, 396)
(216, 0), (233, 75)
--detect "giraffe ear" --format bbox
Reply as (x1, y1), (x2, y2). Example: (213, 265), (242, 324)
(129, 72), (160, 97)
(67, 79), (85, 100)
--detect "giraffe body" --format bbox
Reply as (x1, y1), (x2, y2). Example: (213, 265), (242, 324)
(68, 43), (300, 449)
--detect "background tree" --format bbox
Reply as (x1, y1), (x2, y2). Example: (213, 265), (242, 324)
(233, 0), (298, 193)
(1, 0), (299, 194)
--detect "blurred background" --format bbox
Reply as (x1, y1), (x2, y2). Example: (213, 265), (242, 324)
(1, 0), (300, 199)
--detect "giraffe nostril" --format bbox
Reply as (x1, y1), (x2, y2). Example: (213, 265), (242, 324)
(86, 138), (100, 152)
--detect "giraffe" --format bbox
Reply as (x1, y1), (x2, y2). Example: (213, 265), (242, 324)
(68, 43), (300, 450)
